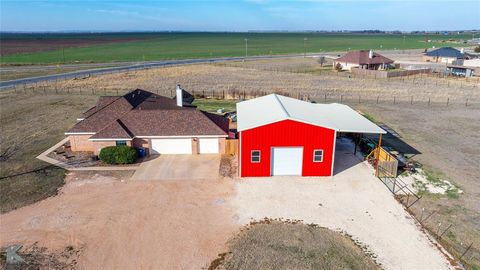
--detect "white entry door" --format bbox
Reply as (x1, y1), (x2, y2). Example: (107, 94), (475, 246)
(151, 139), (192, 154)
(199, 138), (219, 154)
(271, 147), (303, 176)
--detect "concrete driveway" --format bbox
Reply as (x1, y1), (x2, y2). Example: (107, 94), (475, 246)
(231, 138), (454, 270)
(131, 154), (220, 181)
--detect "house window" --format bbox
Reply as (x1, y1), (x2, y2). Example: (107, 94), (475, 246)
(116, 141), (127, 146)
(313, 149), (323, 162)
(251, 150), (261, 163)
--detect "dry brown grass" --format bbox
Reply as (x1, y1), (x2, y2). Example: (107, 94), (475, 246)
(210, 220), (380, 270)
(355, 103), (480, 269)
(0, 90), (98, 213)
(34, 58), (480, 105)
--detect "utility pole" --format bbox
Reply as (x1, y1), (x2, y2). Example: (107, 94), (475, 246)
(303, 37), (308, 58)
(244, 38), (248, 62)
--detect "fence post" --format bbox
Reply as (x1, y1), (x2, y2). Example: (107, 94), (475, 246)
(410, 96), (413, 105)
(465, 99), (468, 107)
(459, 243), (473, 260)
(446, 98), (449, 107)
(340, 95), (343, 103)
(376, 96), (379, 104)
(393, 96), (396, 105)
(324, 94), (327, 102)
(428, 97), (431, 106)
(439, 224), (452, 238)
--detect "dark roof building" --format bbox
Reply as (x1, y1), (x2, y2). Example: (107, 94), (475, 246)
(333, 50), (394, 70)
(423, 47), (471, 64)
(335, 50), (394, 65)
(425, 47), (466, 59)
(68, 89), (227, 138)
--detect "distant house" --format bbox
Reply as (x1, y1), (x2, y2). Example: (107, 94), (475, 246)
(423, 47), (470, 64)
(66, 87), (229, 156)
(333, 50), (394, 71)
(446, 65), (475, 77)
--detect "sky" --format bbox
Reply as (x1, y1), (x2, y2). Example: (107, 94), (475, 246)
(1, 0), (479, 32)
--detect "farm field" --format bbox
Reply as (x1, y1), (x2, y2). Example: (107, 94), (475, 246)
(0, 58), (478, 268)
(0, 32), (473, 64)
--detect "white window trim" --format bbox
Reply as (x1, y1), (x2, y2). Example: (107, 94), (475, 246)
(313, 149), (324, 162)
(251, 150), (261, 163)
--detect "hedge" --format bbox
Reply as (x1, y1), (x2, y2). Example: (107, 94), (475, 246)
(99, 145), (137, 165)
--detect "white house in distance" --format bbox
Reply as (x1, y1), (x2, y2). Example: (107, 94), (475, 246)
(333, 50), (394, 71)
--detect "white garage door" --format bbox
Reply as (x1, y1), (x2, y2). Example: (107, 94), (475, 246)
(199, 138), (219, 154)
(151, 138), (192, 154)
(271, 147), (303, 176)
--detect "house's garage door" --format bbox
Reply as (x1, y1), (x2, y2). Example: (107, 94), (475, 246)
(271, 147), (303, 176)
(151, 138), (192, 154)
(199, 138), (219, 154)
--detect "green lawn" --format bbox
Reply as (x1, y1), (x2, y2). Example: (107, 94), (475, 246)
(0, 32), (472, 64)
(192, 98), (238, 112)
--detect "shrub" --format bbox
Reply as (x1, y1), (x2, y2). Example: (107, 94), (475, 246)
(99, 145), (137, 164)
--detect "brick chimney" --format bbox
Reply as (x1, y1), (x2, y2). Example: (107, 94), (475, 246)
(369, 50), (373, 59)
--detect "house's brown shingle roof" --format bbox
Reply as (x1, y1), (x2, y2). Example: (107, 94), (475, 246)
(119, 110), (227, 137)
(68, 97), (133, 133)
(68, 89), (228, 139)
(335, 50), (394, 65)
(81, 96), (119, 118)
(90, 119), (134, 140)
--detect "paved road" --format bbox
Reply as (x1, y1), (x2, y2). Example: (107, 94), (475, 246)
(0, 54), (324, 89)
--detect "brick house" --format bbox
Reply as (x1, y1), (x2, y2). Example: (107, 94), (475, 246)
(333, 50), (394, 71)
(66, 87), (229, 155)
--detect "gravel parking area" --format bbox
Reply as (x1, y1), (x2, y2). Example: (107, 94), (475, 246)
(232, 139), (455, 270)
(1, 140), (455, 270)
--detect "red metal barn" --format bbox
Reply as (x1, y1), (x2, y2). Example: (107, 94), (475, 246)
(236, 94), (385, 177)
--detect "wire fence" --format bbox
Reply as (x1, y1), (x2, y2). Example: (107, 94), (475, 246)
(3, 81), (479, 108)
(375, 166), (477, 269)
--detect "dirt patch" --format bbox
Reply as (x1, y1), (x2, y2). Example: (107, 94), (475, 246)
(219, 155), (237, 178)
(0, 243), (81, 270)
(0, 171), (237, 269)
(210, 220), (380, 270)
(0, 37), (150, 56)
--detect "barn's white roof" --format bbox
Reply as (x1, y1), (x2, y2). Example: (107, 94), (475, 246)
(236, 94), (386, 134)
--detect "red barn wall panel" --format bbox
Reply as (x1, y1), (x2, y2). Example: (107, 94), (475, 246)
(239, 119), (335, 177)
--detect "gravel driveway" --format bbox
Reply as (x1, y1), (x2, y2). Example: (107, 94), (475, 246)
(1, 139), (455, 270)
(232, 139), (454, 270)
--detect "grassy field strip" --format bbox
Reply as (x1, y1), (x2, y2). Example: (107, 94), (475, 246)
(1, 33), (472, 64)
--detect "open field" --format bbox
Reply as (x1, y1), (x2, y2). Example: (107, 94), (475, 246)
(213, 221), (380, 270)
(36, 58), (480, 105)
(0, 32), (473, 64)
(0, 32), (153, 56)
(0, 92), (98, 213)
(354, 103), (480, 269)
